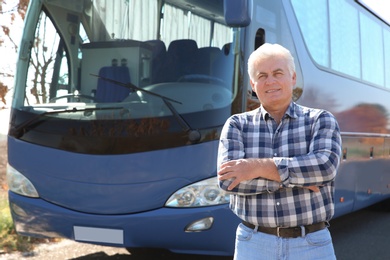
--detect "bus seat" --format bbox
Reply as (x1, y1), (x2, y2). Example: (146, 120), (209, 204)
(222, 42), (231, 55)
(166, 39), (198, 81)
(145, 40), (167, 84)
(212, 43), (234, 84)
(96, 60), (132, 102)
(192, 46), (221, 75)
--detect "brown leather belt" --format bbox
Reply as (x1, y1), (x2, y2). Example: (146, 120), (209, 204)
(242, 221), (326, 238)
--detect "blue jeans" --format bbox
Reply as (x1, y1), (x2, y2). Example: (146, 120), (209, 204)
(234, 223), (336, 260)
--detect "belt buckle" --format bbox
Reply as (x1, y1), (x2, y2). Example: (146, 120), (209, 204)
(276, 226), (305, 237)
(276, 226), (286, 237)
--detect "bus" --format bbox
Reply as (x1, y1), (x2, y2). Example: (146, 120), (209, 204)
(6, 0), (390, 256)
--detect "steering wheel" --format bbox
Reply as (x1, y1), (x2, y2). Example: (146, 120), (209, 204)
(177, 74), (225, 85)
(50, 94), (97, 103)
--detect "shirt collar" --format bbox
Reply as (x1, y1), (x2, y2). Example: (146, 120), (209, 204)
(260, 102), (298, 121)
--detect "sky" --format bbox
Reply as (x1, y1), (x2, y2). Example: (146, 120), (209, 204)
(358, 0), (390, 24)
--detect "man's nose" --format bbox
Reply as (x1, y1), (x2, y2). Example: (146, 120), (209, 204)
(264, 75), (276, 85)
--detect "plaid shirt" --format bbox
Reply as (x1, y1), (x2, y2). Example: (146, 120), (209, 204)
(218, 102), (342, 227)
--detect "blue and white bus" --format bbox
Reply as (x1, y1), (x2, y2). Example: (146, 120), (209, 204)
(7, 0), (390, 256)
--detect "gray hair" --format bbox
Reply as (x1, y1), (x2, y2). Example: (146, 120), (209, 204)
(248, 43), (295, 80)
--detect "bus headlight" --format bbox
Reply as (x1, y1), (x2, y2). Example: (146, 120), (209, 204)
(165, 177), (230, 207)
(6, 164), (39, 198)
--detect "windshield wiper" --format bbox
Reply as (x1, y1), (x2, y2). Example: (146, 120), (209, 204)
(90, 74), (182, 104)
(92, 75), (201, 142)
(10, 106), (123, 138)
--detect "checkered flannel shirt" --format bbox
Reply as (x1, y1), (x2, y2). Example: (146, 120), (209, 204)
(218, 102), (342, 227)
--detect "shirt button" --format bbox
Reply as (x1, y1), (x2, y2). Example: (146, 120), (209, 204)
(274, 153), (277, 156)
(276, 202), (280, 206)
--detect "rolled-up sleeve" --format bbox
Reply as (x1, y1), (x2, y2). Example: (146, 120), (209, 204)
(274, 111), (342, 188)
(217, 114), (274, 195)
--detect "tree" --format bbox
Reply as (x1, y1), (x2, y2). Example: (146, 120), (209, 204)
(0, 0), (29, 106)
(27, 12), (59, 105)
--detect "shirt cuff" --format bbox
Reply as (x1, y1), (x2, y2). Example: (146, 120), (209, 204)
(273, 157), (291, 187)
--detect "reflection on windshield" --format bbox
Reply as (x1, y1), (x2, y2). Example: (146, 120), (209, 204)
(10, 105), (124, 138)
(91, 73), (182, 104)
(10, 0), (242, 153)
(19, 0), (236, 122)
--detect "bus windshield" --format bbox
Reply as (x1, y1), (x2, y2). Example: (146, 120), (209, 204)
(11, 0), (239, 154)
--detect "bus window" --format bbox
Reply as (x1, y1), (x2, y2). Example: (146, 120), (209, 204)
(25, 12), (70, 105)
(292, 0), (389, 89)
(254, 28), (265, 50)
(10, 0), (239, 153)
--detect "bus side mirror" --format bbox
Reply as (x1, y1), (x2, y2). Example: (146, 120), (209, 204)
(224, 0), (251, 27)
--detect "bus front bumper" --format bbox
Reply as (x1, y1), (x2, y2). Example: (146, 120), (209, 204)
(8, 191), (238, 256)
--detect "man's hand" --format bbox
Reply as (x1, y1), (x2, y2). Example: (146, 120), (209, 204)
(218, 158), (321, 192)
(218, 158), (280, 190)
(306, 186), (320, 192)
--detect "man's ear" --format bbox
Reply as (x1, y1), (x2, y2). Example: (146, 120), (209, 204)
(250, 79), (256, 92)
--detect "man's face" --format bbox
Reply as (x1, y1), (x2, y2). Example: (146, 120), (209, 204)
(250, 55), (296, 111)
